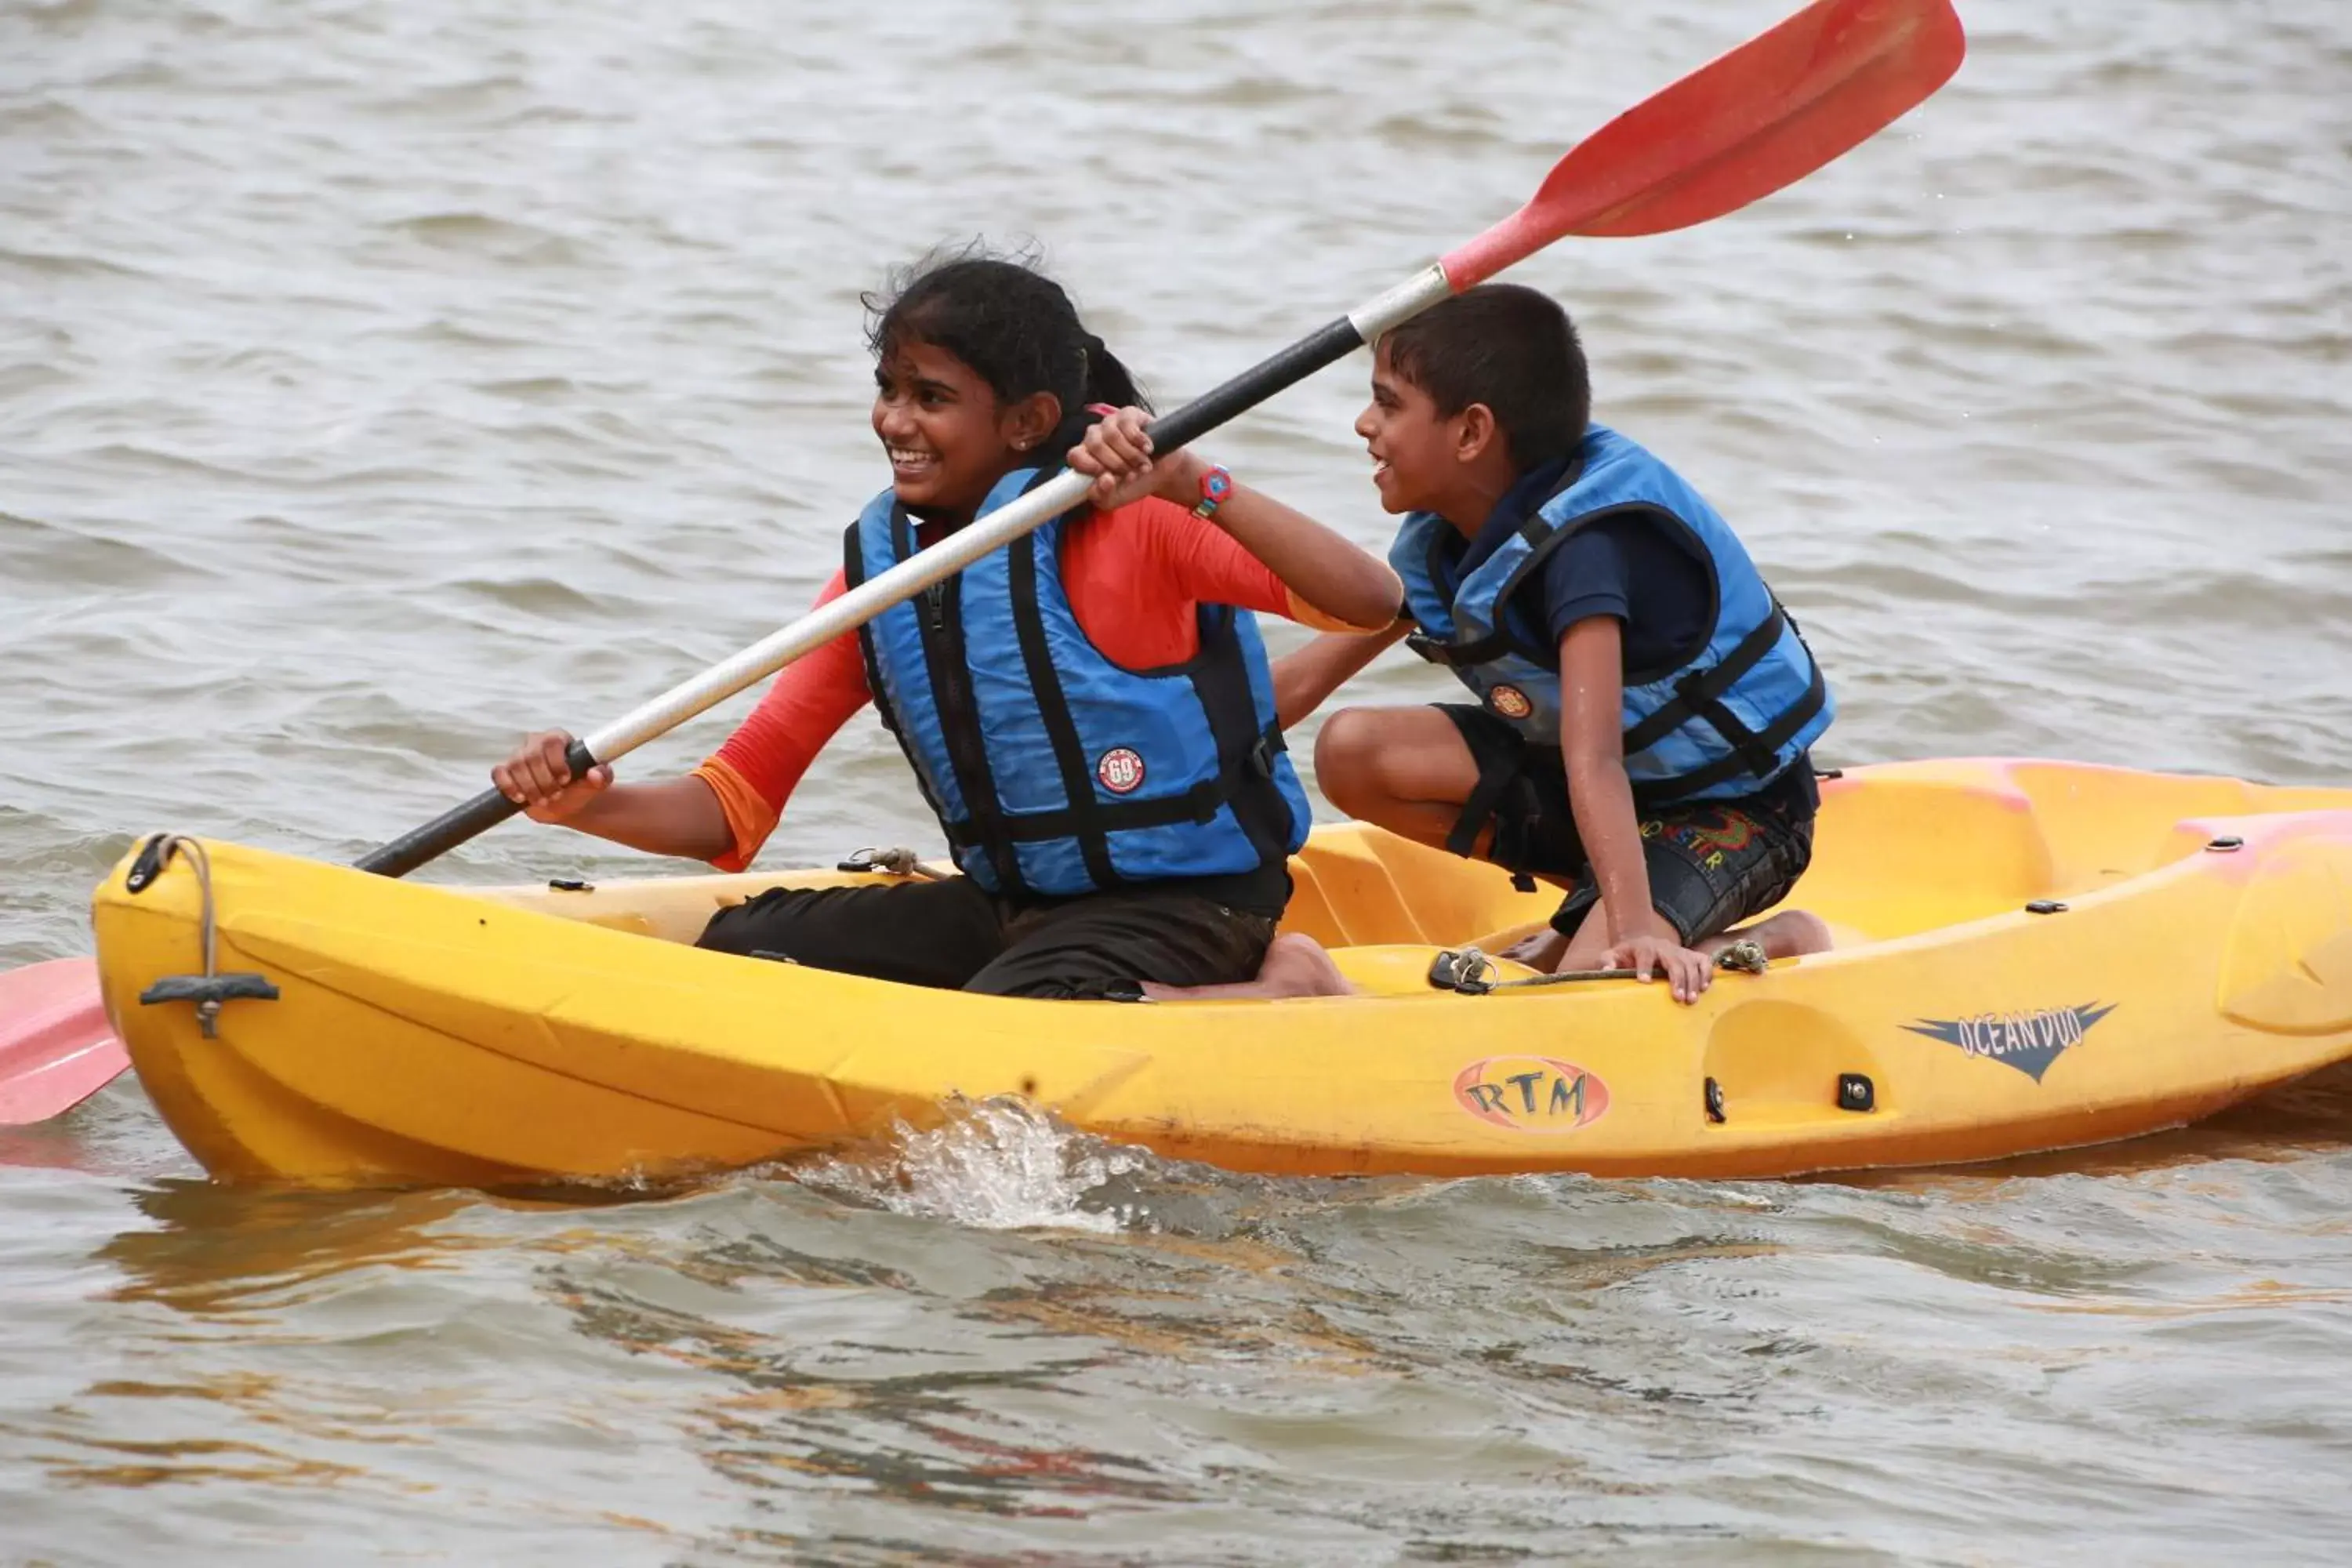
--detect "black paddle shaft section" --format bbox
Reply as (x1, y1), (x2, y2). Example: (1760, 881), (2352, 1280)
(356, 738), (597, 877)
(352, 315), (1367, 880)
(1144, 316), (1367, 454)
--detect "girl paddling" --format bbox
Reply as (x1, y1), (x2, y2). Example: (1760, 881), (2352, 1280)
(492, 249), (1401, 1000)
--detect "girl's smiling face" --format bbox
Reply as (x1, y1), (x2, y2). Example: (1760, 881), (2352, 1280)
(871, 337), (1059, 521)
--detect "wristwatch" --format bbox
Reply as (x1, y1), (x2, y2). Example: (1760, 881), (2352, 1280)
(1192, 463), (1235, 521)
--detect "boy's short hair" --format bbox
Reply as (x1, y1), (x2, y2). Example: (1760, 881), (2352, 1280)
(1377, 284), (1589, 469)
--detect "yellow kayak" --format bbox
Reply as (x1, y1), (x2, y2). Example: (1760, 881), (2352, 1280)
(90, 758), (2352, 1189)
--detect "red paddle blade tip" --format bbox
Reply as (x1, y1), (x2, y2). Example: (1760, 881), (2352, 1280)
(1442, 0), (1965, 289)
(0, 957), (129, 1125)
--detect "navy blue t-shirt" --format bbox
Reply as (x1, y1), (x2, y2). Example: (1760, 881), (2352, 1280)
(1450, 456), (1714, 677)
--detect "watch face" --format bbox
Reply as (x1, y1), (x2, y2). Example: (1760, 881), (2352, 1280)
(1201, 470), (1233, 503)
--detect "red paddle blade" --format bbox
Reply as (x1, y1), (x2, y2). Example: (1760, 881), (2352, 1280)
(1443, 0), (1965, 287)
(0, 957), (130, 1125)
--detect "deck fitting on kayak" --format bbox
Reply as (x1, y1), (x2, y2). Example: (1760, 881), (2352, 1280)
(1837, 1073), (1875, 1112)
(2026, 900), (2068, 914)
(125, 836), (280, 1040)
(2205, 837), (2245, 852)
(837, 844), (949, 880)
(139, 972), (281, 1040)
(123, 831), (173, 894)
(548, 877), (594, 891)
(1704, 1077), (1726, 1123)
(1715, 939), (1770, 975)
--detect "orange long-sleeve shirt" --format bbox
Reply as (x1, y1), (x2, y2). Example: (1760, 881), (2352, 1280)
(692, 497), (1372, 871)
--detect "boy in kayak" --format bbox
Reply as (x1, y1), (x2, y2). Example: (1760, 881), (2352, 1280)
(492, 250), (1402, 1000)
(1246, 284), (1834, 1002)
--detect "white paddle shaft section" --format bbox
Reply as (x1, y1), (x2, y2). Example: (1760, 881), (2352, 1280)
(579, 467), (1097, 765)
(1345, 264), (1454, 343)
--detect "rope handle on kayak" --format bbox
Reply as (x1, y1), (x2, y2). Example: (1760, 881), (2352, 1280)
(125, 834), (281, 1039)
(1428, 938), (1769, 995)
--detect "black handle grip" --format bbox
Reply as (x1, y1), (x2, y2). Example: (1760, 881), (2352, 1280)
(356, 739), (597, 878)
(1143, 316), (1366, 455)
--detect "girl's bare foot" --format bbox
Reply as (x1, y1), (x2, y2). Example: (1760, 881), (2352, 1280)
(1140, 932), (1356, 1001)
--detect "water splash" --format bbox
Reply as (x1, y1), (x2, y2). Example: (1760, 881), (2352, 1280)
(794, 1095), (1153, 1234)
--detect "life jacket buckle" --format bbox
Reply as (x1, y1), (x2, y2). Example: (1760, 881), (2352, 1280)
(1403, 631), (1457, 667)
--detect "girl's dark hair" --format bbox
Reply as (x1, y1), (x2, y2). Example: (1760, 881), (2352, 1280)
(1377, 284), (1589, 470)
(863, 244), (1147, 463)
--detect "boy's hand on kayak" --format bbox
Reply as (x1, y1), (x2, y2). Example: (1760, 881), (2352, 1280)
(1602, 916), (1712, 1004)
(492, 731), (612, 824)
(1069, 405), (1206, 513)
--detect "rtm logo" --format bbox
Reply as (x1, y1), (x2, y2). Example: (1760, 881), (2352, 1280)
(1452, 1056), (1611, 1134)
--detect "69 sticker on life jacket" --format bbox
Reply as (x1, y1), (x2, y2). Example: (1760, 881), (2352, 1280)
(1094, 746), (1146, 795)
(1453, 1055), (1610, 1133)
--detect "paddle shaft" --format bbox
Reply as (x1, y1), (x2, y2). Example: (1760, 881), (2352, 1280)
(355, 0), (1964, 880)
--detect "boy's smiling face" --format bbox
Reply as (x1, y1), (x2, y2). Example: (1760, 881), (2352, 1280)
(1356, 341), (1497, 523)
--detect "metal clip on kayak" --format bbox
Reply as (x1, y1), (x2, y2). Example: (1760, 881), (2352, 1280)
(836, 845), (950, 880)
(1427, 939), (1770, 995)
(124, 833), (280, 1040)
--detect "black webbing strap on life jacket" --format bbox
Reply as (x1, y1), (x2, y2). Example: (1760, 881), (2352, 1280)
(1003, 528), (1125, 890)
(1179, 604), (1298, 875)
(845, 512), (1029, 897)
(958, 524), (1290, 887)
(1442, 767), (1545, 894)
(1628, 637), (1830, 808)
(1620, 602), (1791, 764)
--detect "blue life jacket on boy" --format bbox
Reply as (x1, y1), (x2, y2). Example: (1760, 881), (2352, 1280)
(1391, 425), (1832, 809)
(846, 467), (1312, 900)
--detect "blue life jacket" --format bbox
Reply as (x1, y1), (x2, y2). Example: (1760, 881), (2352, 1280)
(1392, 425), (1833, 811)
(846, 468), (1312, 900)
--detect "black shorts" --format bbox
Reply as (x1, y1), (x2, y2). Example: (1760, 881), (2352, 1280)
(1437, 703), (1818, 945)
(693, 876), (1277, 1001)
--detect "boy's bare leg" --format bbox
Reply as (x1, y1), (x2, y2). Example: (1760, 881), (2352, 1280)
(1558, 899), (1617, 971)
(1312, 706), (1483, 848)
(1501, 926), (1569, 970)
(1708, 909), (1832, 961)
